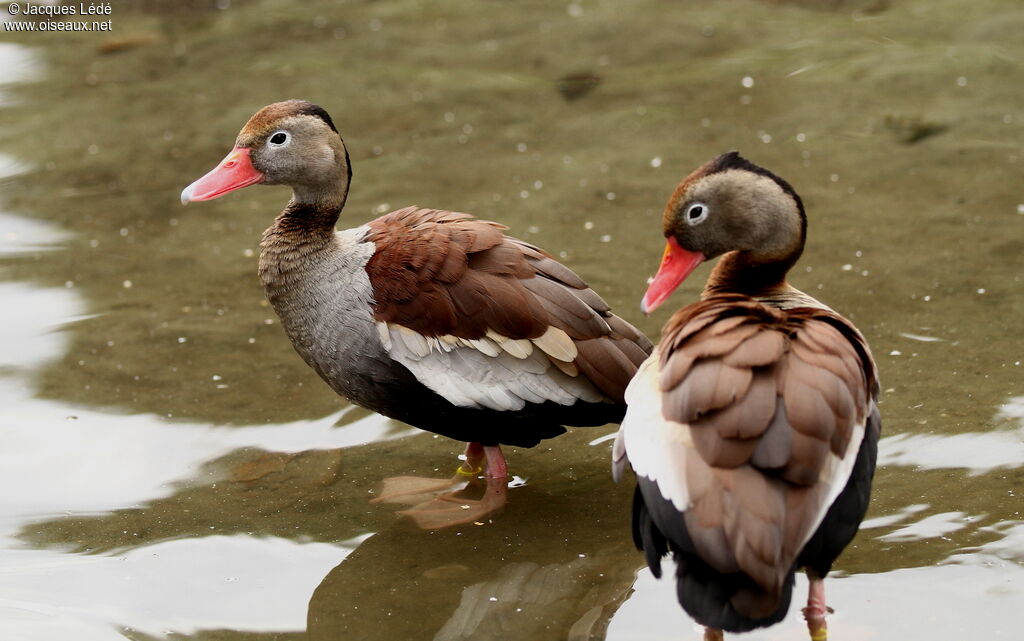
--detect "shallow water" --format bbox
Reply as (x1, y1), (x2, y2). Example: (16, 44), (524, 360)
(1, 1), (1021, 639)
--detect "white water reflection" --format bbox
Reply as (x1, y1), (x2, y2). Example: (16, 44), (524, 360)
(955, 520), (1024, 563)
(0, 535), (361, 641)
(0, 211), (73, 255)
(0, 283), (84, 371)
(0, 152), (29, 177)
(607, 555), (1024, 640)
(878, 427), (1024, 475)
(998, 395), (1024, 423)
(0, 281), (410, 524)
(0, 154), (65, 256)
(876, 511), (980, 543)
(0, 42), (42, 104)
(0, 396), (406, 522)
(877, 395), (1024, 475)
(859, 503), (929, 530)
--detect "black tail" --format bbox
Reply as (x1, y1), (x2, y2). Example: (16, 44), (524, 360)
(631, 483), (794, 633)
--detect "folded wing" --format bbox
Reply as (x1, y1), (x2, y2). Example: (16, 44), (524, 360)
(364, 207), (652, 412)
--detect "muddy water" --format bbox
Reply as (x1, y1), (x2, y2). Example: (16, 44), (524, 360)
(1, 0), (1021, 639)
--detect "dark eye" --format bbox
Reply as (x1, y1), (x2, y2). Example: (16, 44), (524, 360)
(268, 131), (289, 146)
(684, 202), (709, 226)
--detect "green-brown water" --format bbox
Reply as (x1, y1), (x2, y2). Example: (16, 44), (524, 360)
(1, 1), (1021, 639)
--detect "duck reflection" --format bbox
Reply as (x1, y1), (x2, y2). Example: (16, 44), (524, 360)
(309, 482), (642, 641)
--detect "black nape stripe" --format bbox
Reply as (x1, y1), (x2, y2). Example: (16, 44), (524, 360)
(291, 100), (349, 193)
(295, 101), (339, 134)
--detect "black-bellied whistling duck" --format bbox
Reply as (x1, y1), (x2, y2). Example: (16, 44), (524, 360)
(180, 100), (652, 529)
(612, 152), (880, 640)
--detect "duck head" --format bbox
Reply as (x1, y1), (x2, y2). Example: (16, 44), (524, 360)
(641, 152), (806, 313)
(180, 100), (351, 210)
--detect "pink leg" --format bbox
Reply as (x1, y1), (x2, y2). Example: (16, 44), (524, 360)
(802, 574), (829, 641)
(482, 445), (508, 480)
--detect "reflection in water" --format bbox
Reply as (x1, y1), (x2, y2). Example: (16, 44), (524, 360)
(0, 281), (407, 530)
(0, 282), (83, 374)
(878, 395), (1024, 475)
(0, 210), (395, 639)
(0, 42), (40, 102)
(308, 490), (638, 641)
(876, 511), (977, 543)
(957, 521), (1024, 563)
(0, 238), (385, 640)
(609, 558), (1024, 640)
(0, 393), (403, 522)
(0, 536), (358, 640)
(880, 427), (1024, 474)
(858, 503), (930, 531)
(0, 212), (73, 255)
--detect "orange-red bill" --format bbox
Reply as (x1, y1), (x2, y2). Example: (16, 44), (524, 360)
(640, 237), (705, 314)
(180, 147), (263, 204)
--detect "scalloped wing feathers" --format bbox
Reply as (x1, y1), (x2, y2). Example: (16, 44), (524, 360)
(364, 207), (653, 411)
(621, 294), (878, 609)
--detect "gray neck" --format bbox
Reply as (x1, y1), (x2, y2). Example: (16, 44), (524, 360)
(258, 223), (386, 403)
(291, 184), (348, 214)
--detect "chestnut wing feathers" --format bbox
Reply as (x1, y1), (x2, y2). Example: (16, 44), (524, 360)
(365, 208), (542, 338)
(621, 294), (877, 600)
(659, 296), (875, 478)
(364, 207), (652, 412)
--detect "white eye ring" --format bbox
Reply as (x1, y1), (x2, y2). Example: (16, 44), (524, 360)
(268, 131), (290, 147)
(684, 202), (709, 226)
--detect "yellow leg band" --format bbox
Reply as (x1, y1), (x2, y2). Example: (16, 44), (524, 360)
(809, 628), (828, 641)
(456, 464), (482, 477)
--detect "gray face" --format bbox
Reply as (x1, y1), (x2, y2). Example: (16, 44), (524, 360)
(668, 169), (804, 262)
(241, 115), (348, 194)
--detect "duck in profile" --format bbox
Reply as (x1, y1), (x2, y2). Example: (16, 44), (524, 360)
(612, 152), (880, 639)
(181, 100), (652, 529)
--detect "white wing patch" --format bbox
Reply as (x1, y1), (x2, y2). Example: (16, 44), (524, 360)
(378, 322), (603, 411)
(799, 411), (867, 550)
(620, 353), (696, 511)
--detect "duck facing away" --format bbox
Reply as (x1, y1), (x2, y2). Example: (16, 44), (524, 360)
(612, 152), (880, 639)
(181, 100), (652, 529)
